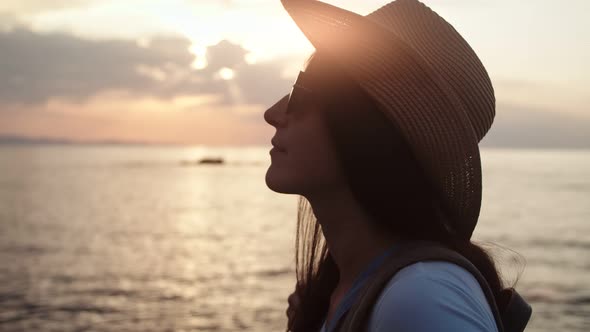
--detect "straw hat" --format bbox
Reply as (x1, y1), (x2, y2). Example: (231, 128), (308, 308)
(278, 0), (496, 240)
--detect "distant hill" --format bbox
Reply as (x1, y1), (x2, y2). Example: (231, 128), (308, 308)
(0, 135), (154, 146)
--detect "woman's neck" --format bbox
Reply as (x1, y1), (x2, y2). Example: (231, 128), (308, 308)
(306, 189), (398, 287)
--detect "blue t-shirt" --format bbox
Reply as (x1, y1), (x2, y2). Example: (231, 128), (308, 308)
(319, 261), (498, 332)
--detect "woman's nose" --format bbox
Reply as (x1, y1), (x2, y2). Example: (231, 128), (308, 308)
(264, 93), (290, 127)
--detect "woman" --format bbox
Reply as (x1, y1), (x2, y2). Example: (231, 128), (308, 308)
(264, 0), (530, 331)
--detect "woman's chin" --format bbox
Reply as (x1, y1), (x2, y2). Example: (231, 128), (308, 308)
(265, 167), (299, 194)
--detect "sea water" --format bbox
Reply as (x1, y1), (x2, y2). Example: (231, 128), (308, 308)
(0, 145), (588, 331)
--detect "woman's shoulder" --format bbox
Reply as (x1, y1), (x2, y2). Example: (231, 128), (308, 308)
(367, 260), (499, 332)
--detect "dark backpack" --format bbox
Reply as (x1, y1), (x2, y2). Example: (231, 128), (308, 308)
(334, 240), (532, 332)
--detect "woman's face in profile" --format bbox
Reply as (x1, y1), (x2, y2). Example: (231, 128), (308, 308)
(263, 72), (345, 197)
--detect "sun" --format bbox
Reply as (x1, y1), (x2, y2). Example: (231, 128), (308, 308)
(189, 43), (209, 70)
(140, 1), (314, 74)
(218, 67), (235, 81)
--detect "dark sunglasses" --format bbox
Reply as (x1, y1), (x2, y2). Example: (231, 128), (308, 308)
(286, 71), (321, 114)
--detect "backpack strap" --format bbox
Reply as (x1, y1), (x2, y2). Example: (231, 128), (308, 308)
(336, 240), (531, 332)
(496, 287), (533, 332)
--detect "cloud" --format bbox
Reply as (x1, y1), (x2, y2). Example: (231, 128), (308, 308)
(481, 102), (590, 149)
(0, 0), (96, 15)
(0, 26), (294, 109)
(0, 13), (19, 30)
(0, 27), (192, 105)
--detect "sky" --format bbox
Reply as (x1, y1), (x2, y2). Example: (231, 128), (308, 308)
(0, 0), (588, 148)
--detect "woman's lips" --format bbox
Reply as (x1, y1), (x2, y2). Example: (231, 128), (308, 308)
(270, 147), (286, 155)
(271, 139), (287, 152)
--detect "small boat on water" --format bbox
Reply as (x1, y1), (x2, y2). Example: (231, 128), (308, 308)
(180, 158), (225, 166)
(198, 157), (224, 165)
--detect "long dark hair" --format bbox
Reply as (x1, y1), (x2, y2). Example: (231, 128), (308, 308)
(286, 51), (519, 332)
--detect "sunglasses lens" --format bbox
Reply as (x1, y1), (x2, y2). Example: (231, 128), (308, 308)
(287, 86), (312, 113)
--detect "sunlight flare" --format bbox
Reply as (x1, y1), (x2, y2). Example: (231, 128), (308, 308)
(189, 43), (209, 70)
(218, 67), (235, 81)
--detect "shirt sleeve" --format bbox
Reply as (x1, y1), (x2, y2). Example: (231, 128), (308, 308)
(367, 261), (499, 332)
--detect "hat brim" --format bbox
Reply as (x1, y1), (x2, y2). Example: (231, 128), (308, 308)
(280, 0), (483, 239)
